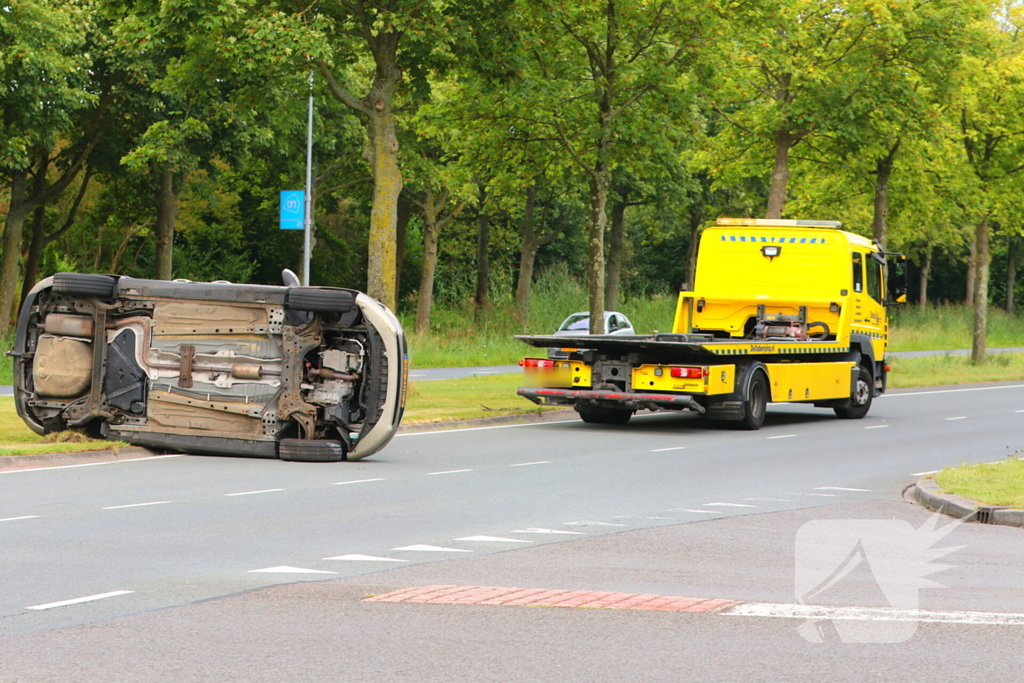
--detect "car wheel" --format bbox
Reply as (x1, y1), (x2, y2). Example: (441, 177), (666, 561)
(52, 273), (116, 298)
(286, 287), (354, 313)
(834, 366), (873, 419)
(737, 370), (768, 430)
(278, 438), (346, 462)
(576, 406), (633, 424)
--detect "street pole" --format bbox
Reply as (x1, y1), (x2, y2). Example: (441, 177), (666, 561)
(302, 71), (314, 286)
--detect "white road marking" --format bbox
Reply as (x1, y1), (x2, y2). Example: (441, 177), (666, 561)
(864, 425), (889, 430)
(651, 446), (687, 452)
(511, 528), (586, 534)
(510, 461), (552, 467)
(563, 521), (630, 527)
(912, 469), (941, 476)
(332, 478), (386, 485)
(815, 486), (872, 492)
(0, 454), (182, 475)
(102, 501), (170, 510)
(704, 502), (757, 508)
(1017, 409), (1024, 413)
(392, 544), (473, 552)
(883, 384), (1024, 398)
(225, 488), (285, 497)
(323, 554), (409, 562)
(725, 602), (1024, 626)
(27, 590), (134, 611)
(0, 515), (40, 522)
(427, 469), (473, 476)
(248, 566), (337, 574)
(946, 416), (967, 421)
(767, 434), (797, 440)
(667, 509), (723, 514)
(396, 420), (581, 437)
(742, 498), (791, 502)
(454, 535), (533, 543)
(804, 493), (837, 497)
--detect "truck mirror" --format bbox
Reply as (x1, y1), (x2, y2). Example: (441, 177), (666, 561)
(887, 255), (908, 305)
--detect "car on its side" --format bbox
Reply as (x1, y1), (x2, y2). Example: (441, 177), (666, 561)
(12, 271), (407, 462)
(548, 311), (636, 358)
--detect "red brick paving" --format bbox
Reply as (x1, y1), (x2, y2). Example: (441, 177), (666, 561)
(363, 585), (741, 613)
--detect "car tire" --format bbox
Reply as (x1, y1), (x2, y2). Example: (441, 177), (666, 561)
(576, 406), (633, 424)
(286, 287), (354, 313)
(834, 366), (873, 419)
(52, 273), (116, 298)
(278, 438), (346, 462)
(737, 370), (768, 430)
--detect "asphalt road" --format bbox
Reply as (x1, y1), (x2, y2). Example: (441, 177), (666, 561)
(2, 380), (1023, 680)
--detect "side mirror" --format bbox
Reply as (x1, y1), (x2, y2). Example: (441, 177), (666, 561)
(282, 268), (301, 287)
(886, 254), (908, 305)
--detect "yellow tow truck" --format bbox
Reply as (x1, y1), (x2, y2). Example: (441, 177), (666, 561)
(516, 218), (908, 428)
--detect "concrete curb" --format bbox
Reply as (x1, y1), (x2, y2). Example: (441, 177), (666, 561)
(912, 476), (1024, 528)
(0, 446), (159, 472)
(397, 408), (577, 434)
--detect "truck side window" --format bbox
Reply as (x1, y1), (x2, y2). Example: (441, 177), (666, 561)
(867, 259), (882, 303)
(852, 252), (863, 293)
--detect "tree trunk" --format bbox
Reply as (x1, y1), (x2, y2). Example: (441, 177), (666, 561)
(971, 216), (990, 363)
(365, 104), (401, 310)
(414, 191), (440, 334)
(765, 129), (795, 219)
(1007, 238), (1017, 315)
(872, 141), (900, 250)
(587, 171), (610, 335)
(515, 186), (538, 331)
(20, 151), (51, 309)
(394, 192), (412, 305)
(0, 169), (30, 337)
(605, 198), (626, 311)
(154, 168), (177, 280)
(474, 185), (490, 320)
(965, 239), (977, 306)
(919, 245), (932, 308)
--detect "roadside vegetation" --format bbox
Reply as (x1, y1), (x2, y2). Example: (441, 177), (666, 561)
(934, 458), (1024, 509)
(0, 397), (128, 456)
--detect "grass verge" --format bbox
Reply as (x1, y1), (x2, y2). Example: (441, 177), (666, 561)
(886, 352), (1024, 389)
(0, 397), (128, 457)
(934, 458), (1024, 509)
(404, 375), (564, 424)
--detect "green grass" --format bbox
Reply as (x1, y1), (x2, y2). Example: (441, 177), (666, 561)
(404, 374), (564, 424)
(887, 353), (1024, 389)
(934, 458), (1024, 509)
(0, 397), (127, 457)
(888, 304), (1024, 352)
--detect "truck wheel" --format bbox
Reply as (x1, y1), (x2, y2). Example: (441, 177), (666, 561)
(278, 438), (346, 462)
(52, 273), (116, 298)
(834, 366), (872, 419)
(576, 406), (633, 425)
(737, 370), (768, 430)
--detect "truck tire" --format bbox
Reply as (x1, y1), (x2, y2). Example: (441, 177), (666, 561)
(285, 287), (354, 313)
(52, 273), (116, 298)
(278, 438), (346, 462)
(737, 370), (768, 430)
(834, 366), (872, 419)
(576, 406), (633, 425)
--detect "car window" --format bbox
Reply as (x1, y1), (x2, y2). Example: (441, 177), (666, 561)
(560, 314), (590, 331)
(608, 315), (620, 331)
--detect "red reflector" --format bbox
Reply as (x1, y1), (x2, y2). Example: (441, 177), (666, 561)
(523, 358), (555, 368)
(670, 366), (703, 379)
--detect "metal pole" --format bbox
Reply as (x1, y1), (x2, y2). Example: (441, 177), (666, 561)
(302, 71), (314, 286)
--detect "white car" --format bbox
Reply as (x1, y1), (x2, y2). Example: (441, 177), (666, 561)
(548, 311), (636, 358)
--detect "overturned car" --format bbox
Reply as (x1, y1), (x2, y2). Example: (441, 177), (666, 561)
(12, 272), (407, 462)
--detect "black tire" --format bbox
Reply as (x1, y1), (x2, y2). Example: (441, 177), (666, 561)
(834, 365), (873, 419)
(52, 273), (116, 298)
(286, 287), (354, 313)
(576, 406), (633, 424)
(737, 370), (768, 430)
(278, 438), (346, 462)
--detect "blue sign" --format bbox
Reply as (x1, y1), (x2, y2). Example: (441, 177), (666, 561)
(280, 190), (304, 230)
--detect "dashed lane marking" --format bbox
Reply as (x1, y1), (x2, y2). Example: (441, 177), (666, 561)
(564, 521), (629, 527)
(102, 501), (171, 510)
(864, 425), (889, 429)
(815, 486), (872, 492)
(392, 544), (474, 552)
(742, 498), (790, 502)
(427, 469), (473, 476)
(767, 434), (797, 440)
(650, 446), (687, 452)
(803, 493), (837, 497)
(725, 602), (1024, 626)
(946, 416), (967, 421)
(703, 502), (757, 508)
(509, 461), (552, 467)
(511, 528), (586, 535)
(363, 585), (740, 613)
(455, 536), (533, 543)
(0, 515), (40, 522)
(248, 566), (337, 574)
(225, 489), (285, 497)
(27, 590), (134, 611)
(323, 555), (409, 562)
(332, 478), (386, 485)
(912, 470), (941, 477)
(668, 509), (723, 514)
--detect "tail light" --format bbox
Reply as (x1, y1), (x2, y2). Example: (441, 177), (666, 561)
(522, 358), (556, 369)
(670, 366), (706, 379)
